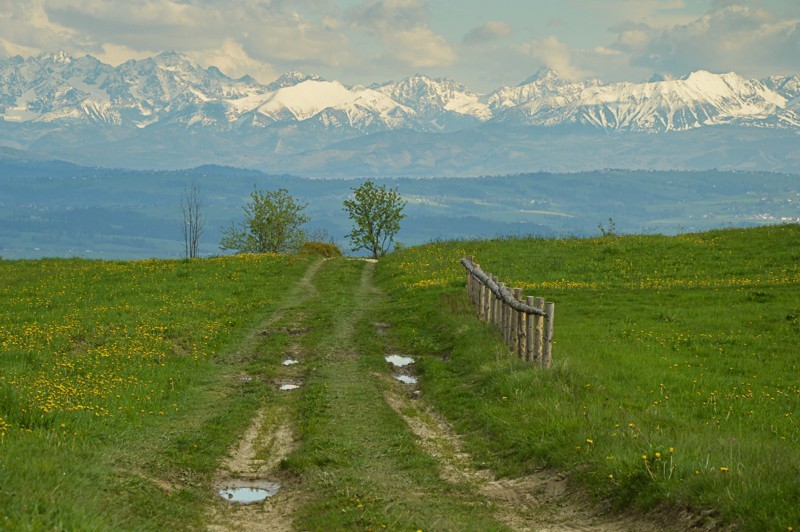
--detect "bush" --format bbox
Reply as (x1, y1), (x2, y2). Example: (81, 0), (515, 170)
(299, 241), (343, 258)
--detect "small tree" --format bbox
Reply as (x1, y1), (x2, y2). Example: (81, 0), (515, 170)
(220, 187), (309, 254)
(180, 182), (205, 259)
(343, 180), (406, 259)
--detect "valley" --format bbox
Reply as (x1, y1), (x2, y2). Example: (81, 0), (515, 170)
(1, 160), (797, 259)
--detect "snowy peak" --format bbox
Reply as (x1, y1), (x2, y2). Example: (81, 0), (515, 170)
(266, 71), (322, 91)
(376, 75), (490, 123)
(570, 70), (786, 131)
(519, 67), (560, 85)
(0, 51), (798, 134)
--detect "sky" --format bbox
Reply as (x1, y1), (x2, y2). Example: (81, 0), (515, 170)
(0, 0), (798, 91)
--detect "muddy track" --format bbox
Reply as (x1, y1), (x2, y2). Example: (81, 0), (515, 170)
(206, 259), (325, 532)
(207, 259), (678, 531)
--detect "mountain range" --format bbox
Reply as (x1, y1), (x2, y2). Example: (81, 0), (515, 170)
(1, 51), (799, 176)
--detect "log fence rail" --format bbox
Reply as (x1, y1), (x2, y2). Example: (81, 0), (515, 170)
(460, 256), (555, 367)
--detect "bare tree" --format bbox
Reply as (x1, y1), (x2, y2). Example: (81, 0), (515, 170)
(180, 182), (205, 258)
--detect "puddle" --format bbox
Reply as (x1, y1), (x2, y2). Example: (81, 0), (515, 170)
(394, 375), (418, 385)
(280, 384), (300, 390)
(385, 355), (414, 367)
(218, 482), (280, 504)
(282, 359), (300, 366)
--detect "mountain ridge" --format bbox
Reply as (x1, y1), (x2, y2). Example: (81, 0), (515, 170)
(1, 50), (799, 175)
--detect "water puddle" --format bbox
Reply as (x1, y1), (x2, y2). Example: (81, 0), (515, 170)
(218, 482), (281, 504)
(385, 354), (414, 367)
(280, 384), (300, 391)
(394, 375), (418, 385)
(282, 359), (300, 366)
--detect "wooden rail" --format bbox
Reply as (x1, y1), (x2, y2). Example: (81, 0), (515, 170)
(460, 256), (555, 367)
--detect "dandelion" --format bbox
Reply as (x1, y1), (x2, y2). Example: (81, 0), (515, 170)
(655, 452), (661, 459)
(586, 439), (593, 444)
(720, 467), (730, 472)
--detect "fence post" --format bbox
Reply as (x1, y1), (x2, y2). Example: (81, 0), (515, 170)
(516, 289), (526, 359)
(483, 277), (491, 322)
(490, 276), (498, 325)
(542, 302), (555, 369)
(533, 297), (544, 365)
(525, 296), (534, 362)
(512, 288), (522, 358)
(499, 283), (507, 346)
(465, 256), (473, 303)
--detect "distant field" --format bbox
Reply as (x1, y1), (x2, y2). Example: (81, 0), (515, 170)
(1, 161), (798, 259)
(375, 224), (800, 530)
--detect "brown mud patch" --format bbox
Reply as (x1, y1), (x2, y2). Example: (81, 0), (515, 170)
(383, 380), (693, 531)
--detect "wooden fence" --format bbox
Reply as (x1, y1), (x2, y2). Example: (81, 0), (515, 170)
(460, 256), (555, 367)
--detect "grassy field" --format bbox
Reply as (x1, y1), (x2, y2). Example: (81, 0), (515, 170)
(1, 224), (798, 529)
(375, 224), (800, 530)
(0, 254), (315, 529)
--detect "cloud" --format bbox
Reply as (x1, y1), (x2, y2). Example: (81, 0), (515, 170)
(348, 0), (456, 68)
(189, 39), (278, 83)
(0, 0), (358, 79)
(607, 3), (800, 77)
(94, 43), (158, 66)
(516, 35), (588, 80)
(462, 21), (512, 46)
(0, 0), (86, 54)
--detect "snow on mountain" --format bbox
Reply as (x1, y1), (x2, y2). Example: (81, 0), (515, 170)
(567, 70), (786, 131)
(487, 68), (595, 125)
(0, 50), (798, 137)
(375, 75), (490, 130)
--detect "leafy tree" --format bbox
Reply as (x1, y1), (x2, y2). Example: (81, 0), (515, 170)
(220, 187), (309, 254)
(179, 182), (205, 259)
(343, 180), (406, 259)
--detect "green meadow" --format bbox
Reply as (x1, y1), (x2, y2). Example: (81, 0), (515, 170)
(377, 224), (800, 530)
(0, 254), (316, 529)
(0, 224), (798, 529)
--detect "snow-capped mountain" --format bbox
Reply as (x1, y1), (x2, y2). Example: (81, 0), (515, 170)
(1, 50), (799, 175)
(2, 50), (798, 133)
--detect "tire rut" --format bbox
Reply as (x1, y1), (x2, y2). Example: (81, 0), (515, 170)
(206, 258), (325, 532)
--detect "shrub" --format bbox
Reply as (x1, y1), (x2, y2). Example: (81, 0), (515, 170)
(299, 241), (343, 258)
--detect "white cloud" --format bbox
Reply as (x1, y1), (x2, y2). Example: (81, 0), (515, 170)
(516, 35), (587, 80)
(348, 0), (456, 68)
(189, 39), (277, 83)
(0, 0), (85, 54)
(462, 21), (513, 46)
(608, 3), (800, 77)
(0, 0), (358, 78)
(94, 43), (158, 66)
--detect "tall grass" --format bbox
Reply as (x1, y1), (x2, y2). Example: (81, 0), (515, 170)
(375, 225), (800, 530)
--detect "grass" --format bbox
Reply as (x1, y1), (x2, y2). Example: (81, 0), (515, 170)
(2, 224), (799, 529)
(278, 258), (505, 530)
(374, 224), (800, 531)
(0, 254), (315, 529)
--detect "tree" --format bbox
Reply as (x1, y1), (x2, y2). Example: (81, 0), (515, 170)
(343, 180), (406, 259)
(180, 182), (205, 258)
(220, 187), (309, 254)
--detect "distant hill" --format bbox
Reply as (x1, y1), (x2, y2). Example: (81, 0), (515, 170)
(1, 159), (797, 260)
